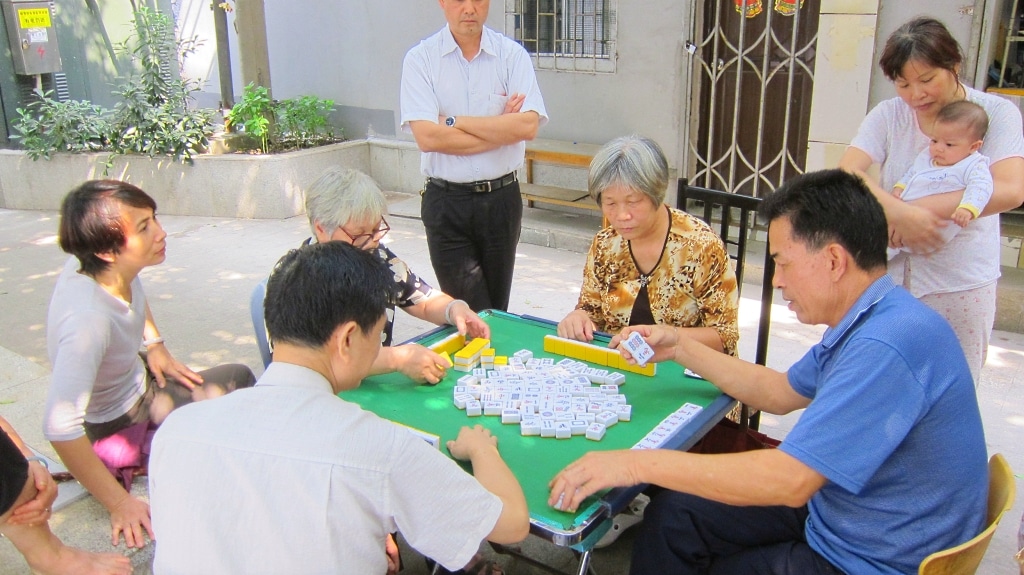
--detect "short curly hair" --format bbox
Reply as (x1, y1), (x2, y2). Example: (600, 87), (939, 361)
(588, 135), (669, 206)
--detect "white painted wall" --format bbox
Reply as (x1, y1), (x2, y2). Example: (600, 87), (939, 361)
(174, 0), (222, 109)
(183, 1), (690, 165)
(174, 2), (1003, 191)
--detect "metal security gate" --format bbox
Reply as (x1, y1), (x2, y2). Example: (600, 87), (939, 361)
(682, 0), (821, 197)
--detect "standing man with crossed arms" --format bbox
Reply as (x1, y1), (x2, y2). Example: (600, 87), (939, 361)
(401, 0), (548, 312)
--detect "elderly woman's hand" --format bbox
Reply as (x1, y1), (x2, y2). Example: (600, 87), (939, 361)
(447, 300), (491, 340)
(557, 310), (597, 342)
(393, 344), (448, 385)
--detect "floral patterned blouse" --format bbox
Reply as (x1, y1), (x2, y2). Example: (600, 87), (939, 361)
(575, 207), (740, 356)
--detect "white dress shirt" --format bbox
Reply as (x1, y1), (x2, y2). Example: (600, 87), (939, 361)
(150, 362), (502, 574)
(401, 24), (548, 182)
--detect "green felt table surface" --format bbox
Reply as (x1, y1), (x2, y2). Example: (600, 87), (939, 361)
(339, 310), (723, 533)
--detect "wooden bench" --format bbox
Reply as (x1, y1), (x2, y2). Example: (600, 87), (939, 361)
(522, 140), (604, 223)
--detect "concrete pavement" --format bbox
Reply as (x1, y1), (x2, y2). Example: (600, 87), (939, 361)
(0, 198), (1021, 574)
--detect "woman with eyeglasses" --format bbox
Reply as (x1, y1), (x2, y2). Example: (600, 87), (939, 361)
(303, 167), (490, 385)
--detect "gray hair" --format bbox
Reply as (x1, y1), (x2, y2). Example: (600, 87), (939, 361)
(588, 135), (669, 205)
(305, 167), (389, 235)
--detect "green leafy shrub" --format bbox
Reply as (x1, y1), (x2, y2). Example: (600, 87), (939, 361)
(12, 91), (110, 159)
(13, 7), (338, 162)
(12, 7), (212, 164)
(276, 94), (336, 149)
(227, 85), (339, 153)
(226, 83), (273, 153)
(109, 7), (212, 162)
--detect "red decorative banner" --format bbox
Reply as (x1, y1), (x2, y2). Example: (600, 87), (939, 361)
(735, 0), (763, 18)
(774, 0), (805, 16)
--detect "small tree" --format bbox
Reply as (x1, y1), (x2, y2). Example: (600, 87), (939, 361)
(108, 7), (213, 162)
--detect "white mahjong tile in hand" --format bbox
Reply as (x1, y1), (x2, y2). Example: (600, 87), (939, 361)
(624, 331), (656, 366)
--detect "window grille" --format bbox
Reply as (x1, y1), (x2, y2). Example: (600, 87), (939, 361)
(505, 0), (616, 73)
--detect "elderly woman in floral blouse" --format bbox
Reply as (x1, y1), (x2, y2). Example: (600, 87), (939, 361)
(557, 135), (739, 357)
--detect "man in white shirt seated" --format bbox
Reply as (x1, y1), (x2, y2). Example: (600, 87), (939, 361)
(148, 242), (529, 574)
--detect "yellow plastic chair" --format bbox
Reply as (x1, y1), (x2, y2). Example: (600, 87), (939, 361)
(918, 453), (1016, 575)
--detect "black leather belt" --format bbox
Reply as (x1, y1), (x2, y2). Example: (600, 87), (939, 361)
(427, 172), (518, 193)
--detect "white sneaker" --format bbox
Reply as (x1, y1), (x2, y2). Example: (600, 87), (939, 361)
(593, 493), (650, 549)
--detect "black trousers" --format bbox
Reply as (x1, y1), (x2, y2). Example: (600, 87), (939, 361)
(630, 490), (845, 575)
(421, 180), (522, 312)
(0, 428), (28, 517)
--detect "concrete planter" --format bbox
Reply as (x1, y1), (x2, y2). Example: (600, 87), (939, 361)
(0, 140), (374, 219)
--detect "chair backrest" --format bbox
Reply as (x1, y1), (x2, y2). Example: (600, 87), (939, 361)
(676, 180), (774, 368)
(918, 453), (1017, 575)
(250, 278), (272, 369)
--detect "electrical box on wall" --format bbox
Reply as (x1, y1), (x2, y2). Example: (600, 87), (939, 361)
(1, 0), (61, 75)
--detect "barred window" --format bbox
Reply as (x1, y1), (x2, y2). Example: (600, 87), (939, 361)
(505, 0), (616, 73)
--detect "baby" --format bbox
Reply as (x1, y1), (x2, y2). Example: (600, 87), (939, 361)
(889, 100), (991, 258)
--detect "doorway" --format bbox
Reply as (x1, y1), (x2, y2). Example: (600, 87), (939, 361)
(682, 0), (821, 197)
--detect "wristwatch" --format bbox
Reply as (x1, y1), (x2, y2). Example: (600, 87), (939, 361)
(445, 116), (456, 127)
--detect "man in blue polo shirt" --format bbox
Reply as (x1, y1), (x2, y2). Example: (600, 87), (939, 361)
(547, 169), (988, 574)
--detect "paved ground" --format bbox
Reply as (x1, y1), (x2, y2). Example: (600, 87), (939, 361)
(0, 199), (1021, 574)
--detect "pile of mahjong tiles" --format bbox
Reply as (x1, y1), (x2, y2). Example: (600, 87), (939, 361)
(450, 342), (631, 442)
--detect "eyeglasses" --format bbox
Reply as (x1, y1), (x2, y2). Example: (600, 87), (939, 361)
(339, 217), (390, 249)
